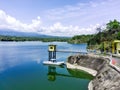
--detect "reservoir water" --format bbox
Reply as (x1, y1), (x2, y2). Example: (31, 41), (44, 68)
(0, 41), (91, 90)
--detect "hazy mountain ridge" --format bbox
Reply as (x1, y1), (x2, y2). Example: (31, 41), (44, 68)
(0, 29), (54, 38)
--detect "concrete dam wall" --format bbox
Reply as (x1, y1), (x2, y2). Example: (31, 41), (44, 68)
(67, 55), (120, 90)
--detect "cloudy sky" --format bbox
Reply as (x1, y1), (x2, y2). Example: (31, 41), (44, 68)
(0, 0), (120, 36)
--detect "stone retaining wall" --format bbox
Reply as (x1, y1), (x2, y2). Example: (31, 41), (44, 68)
(67, 55), (110, 72)
(67, 54), (120, 90)
(89, 65), (120, 90)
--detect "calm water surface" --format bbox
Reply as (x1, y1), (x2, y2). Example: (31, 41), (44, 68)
(0, 41), (91, 90)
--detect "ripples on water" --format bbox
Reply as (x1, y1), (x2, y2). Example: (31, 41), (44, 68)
(0, 41), (91, 90)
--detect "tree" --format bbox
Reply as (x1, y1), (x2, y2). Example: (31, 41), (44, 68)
(96, 27), (102, 33)
(106, 19), (120, 30)
(117, 32), (120, 40)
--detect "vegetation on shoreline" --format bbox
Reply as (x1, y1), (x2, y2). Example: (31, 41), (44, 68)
(88, 19), (120, 44)
(0, 35), (70, 42)
(69, 19), (120, 50)
(68, 35), (93, 44)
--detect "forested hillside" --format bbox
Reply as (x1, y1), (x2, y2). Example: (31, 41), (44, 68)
(69, 19), (120, 46)
(88, 19), (120, 45)
(68, 35), (93, 44)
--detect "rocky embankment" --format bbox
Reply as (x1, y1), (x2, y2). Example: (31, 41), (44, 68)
(67, 54), (120, 90)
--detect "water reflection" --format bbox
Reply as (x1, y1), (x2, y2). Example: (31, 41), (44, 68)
(67, 69), (94, 80)
(47, 66), (56, 81)
(47, 65), (94, 82)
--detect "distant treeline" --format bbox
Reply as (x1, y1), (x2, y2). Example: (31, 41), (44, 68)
(68, 35), (93, 44)
(0, 35), (70, 42)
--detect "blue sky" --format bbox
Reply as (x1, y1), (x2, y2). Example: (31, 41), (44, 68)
(0, 0), (120, 36)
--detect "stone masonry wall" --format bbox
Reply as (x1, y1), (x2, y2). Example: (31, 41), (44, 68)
(67, 55), (109, 71)
(91, 64), (120, 90)
(67, 54), (120, 90)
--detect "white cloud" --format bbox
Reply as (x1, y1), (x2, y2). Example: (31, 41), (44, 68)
(0, 9), (105, 36)
(0, 10), (42, 32)
(40, 22), (100, 36)
(36, 0), (120, 36)
(1, 0), (120, 37)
